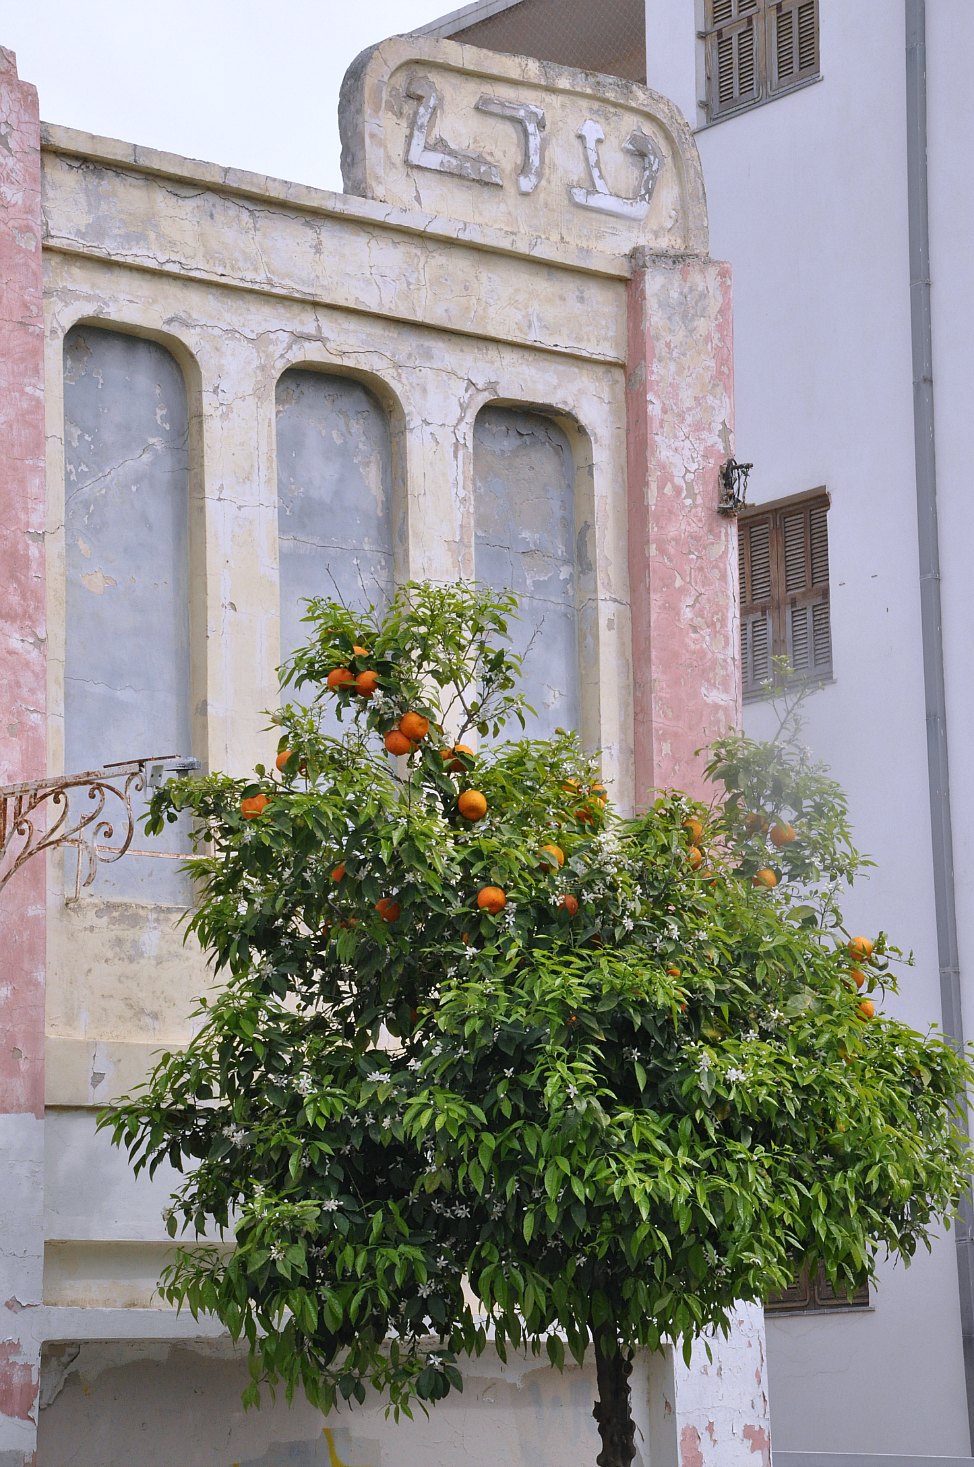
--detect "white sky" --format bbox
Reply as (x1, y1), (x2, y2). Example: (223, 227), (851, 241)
(0, 0), (464, 192)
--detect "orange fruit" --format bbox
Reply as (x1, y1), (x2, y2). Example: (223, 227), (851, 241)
(752, 868), (778, 889)
(398, 712), (430, 743)
(384, 730), (414, 756)
(590, 783), (607, 806)
(477, 885), (506, 914)
(440, 743), (474, 773)
(683, 817), (704, 844)
(742, 811), (762, 835)
(575, 808), (595, 825)
(457, 790), (487, 821)
(327, 667), (354, 691)
(352, 645), (370, 657)
(857, 999), (875, 1021)
(848, 935), (875, 963)
(687, 845), (703, 870)
(240, 793), (270, 820)
(275, 749), (293, 773)
(560, 894), (579, 917)
(539, 843), (565, 870)
(850, 968), (866, 990)
(561, 779), (580, 793)
(355, 670), (380, 698)
(770, 822), (797, 847)
(330, 863), (346, 883)
(375, 897), (401, 922)
(666, 965), (681, 978)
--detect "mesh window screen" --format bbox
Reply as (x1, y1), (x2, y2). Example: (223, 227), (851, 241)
(437, 0), (647, 83)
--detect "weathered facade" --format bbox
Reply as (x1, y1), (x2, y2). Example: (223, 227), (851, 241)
(0, 33), (761, 1465)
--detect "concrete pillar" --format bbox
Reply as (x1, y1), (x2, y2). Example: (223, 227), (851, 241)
(0, 45), (46, 1467)
(627, 253), (771, 1464)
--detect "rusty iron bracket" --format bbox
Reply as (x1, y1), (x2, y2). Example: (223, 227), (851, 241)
(0, 755), (199, 896)
(717, 458), (753, 516)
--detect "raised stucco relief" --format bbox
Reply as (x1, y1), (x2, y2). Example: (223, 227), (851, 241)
(339, 35), (707, 256)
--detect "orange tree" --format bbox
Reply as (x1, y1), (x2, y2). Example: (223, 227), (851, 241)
(103, 582), (973, 1467)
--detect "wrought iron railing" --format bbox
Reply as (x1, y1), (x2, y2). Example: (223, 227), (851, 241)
(0, 755), (199, 896)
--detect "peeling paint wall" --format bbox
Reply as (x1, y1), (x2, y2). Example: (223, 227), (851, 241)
(0, 30), (755, 1467)
(63, 325), (192, 902)
(37, 1341), (613, 1467)
(276, 370), (394, 662)
(473, 407), (579, 737)
(0, 43), (47, 1467)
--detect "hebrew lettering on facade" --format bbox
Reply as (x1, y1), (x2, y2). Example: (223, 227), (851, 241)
(405, 76), (502, 186)
(475, 95), (546, 194)
(569, 119), (664, 220)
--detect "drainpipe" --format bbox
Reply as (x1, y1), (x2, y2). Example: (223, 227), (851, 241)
(905, 0), (974, 1449)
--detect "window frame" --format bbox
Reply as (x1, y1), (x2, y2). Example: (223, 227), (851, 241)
(739, 486), (833, 701)
(766, 1260), (870, 1316)
(701, 0), (820, 125)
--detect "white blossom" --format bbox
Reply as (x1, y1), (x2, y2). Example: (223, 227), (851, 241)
(295, 1073), (314, 1096)
(726, 1066), (747, 1085)
(270, 1244), (284, 1262)
(417, 1282), (434, 1298)
(321, 1198), (340, 1213)
(223, 1124), (247, 1145)
(367, 1070), (386, 1083)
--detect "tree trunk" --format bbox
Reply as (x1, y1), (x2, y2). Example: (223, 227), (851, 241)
(592, 1325), (636, 1467)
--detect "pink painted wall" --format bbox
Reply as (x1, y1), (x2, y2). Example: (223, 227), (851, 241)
(0, 37), (46, 1114)
(0, 43), (47, 1466)
(626, 252), (739, 804)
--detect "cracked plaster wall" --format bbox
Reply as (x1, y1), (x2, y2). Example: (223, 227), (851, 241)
(0, 44), (47, 1465)
(37, 1338), (644, 1467)
(0, 31), (761, 1463)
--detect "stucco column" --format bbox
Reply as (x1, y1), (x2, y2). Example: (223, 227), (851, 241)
(0, 46), (46, 1467)
(626, 250), (739, 804)
(627, 253), (770, 1464)
(194, 334), (280, 776)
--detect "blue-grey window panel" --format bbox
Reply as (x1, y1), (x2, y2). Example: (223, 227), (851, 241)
(473, 407), (579, 739)
(276, 370), (394, 669)
(63, 326), (192, 903)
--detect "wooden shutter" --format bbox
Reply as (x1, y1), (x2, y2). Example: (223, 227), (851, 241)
(767, 1261), (868, 1315)
(780, 499), (831, 681)
(706, 0), (762, 119)
(738, 491), (832, 699)
(739, 514), (775, 697)
(769, 0), (819, 93)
